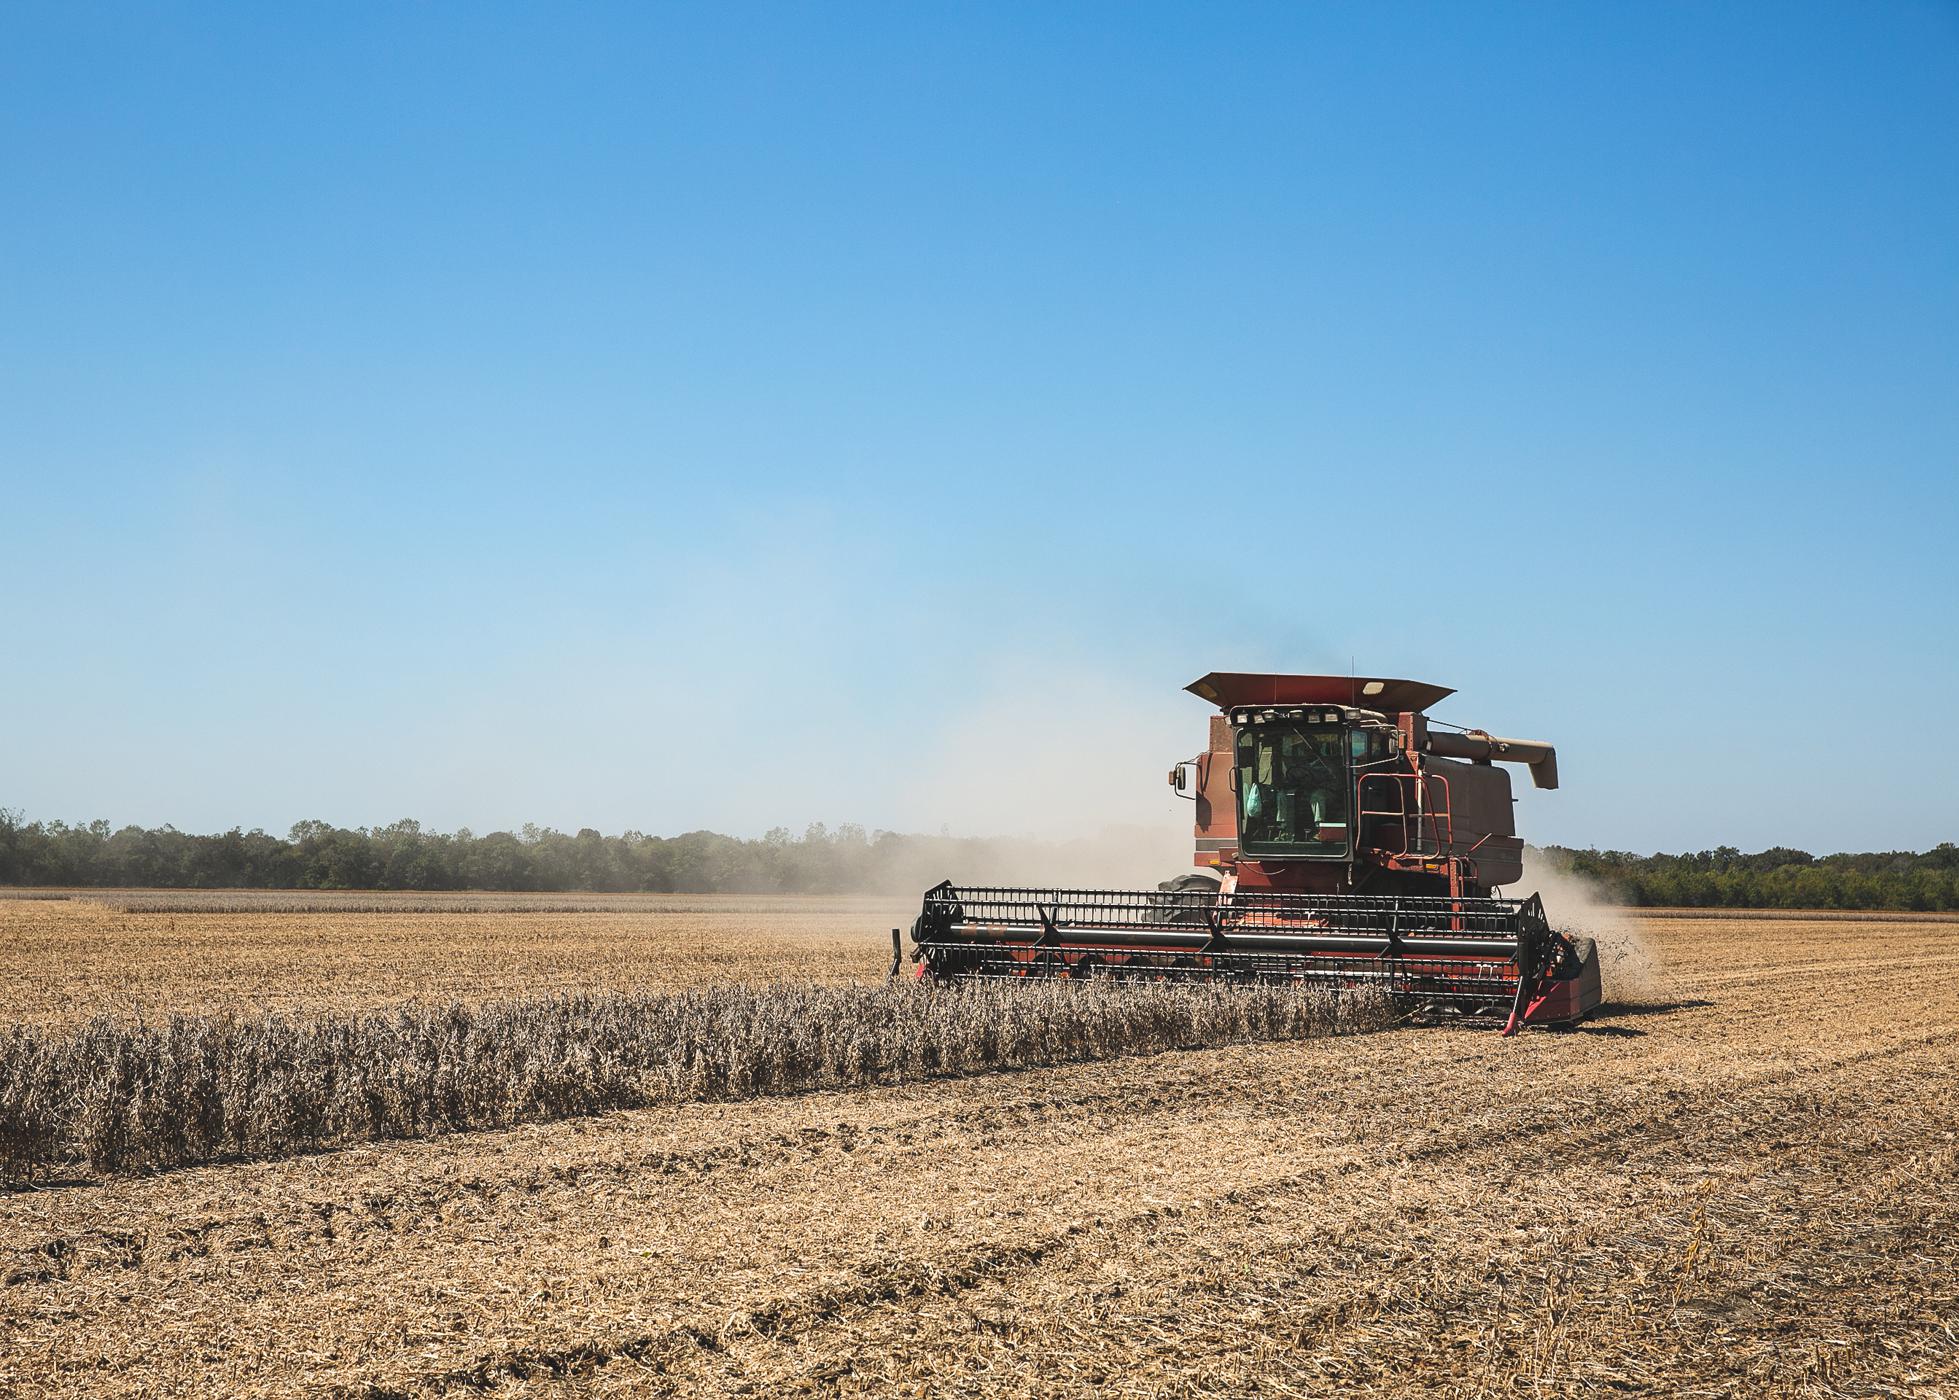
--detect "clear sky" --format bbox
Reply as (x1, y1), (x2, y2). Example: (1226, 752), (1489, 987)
(3, 2), (1955, 856)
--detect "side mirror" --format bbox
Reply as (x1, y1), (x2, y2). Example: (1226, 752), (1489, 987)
(1167, 761), (1199, 799)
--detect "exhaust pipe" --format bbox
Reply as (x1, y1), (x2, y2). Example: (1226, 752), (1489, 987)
(1425, 729), (1560, 789)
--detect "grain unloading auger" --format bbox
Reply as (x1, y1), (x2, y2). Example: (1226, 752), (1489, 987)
(900, 674), (1602, 1032)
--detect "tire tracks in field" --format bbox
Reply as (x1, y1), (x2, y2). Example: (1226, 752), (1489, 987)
(1211, 1044), (1959, 1392)
(1, 1055), (1385, 1289)
(26, 944), (1891, 1292)
(8, 1028), (1447, 1289)
(345, 1024), (1959, 1397)
(8, 918), (1954, 1399)
(0, 1018), (1634, 1295)
(13, 955), (1949, 1391)
(674, 1030), (1959, 1398)
(1669, 951), (1959, 1002)
(0, 1001), (1586, 1296)
(1683, 949), (1959, 993)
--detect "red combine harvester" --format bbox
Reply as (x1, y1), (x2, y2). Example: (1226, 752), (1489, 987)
(902, 673), (1601, 1033)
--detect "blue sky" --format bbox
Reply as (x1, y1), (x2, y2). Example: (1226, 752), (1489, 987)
(3, 2), (1955, 855)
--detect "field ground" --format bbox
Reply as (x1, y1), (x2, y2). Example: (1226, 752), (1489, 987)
(1, 904), (1956, 1397)
(0, 893), (902, 1024)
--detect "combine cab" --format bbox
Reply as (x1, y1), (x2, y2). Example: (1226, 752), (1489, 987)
(901, 673), (1601, 1032)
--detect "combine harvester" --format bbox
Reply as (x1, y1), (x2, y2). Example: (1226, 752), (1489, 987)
(900, 673), (1601, 1033)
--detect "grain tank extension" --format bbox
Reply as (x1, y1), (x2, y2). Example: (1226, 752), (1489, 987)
(901, 674), (1602, 1032)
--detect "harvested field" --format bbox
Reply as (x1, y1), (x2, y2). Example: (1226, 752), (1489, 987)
(2, 908), (1957, 1397)
(0, 893), (900, 1025)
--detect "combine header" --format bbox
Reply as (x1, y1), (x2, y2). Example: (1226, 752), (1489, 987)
(901, 673), (1601, 1032)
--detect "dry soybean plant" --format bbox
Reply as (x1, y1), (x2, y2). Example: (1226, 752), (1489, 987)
(0, 980), (1390, 1181)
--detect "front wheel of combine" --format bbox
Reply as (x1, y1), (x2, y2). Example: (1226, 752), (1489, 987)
(1150, 871), (1221, 929)
(1417, 996), (1507, 1026)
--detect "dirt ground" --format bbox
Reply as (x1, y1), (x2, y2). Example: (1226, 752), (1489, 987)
(2, 909), (1956, 1397)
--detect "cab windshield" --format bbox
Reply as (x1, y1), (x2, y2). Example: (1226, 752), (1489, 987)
(1235, 725), (1353, 856)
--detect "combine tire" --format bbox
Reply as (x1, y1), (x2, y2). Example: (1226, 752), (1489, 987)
(1151, 871), (1221, 929)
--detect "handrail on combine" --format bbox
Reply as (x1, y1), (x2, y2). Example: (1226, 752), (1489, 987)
(1357, 771), (1454, 858)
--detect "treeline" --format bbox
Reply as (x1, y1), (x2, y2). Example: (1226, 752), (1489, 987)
(0, 810), (1159, 896)
(0, 812), (926, 894)
(1, 810), (1955, 909)
(1542, 844), (1959, 911)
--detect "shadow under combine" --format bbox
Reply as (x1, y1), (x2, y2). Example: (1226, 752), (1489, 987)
(1545, 997), (1716, 1038)
(1597, 998), (1715, 1019)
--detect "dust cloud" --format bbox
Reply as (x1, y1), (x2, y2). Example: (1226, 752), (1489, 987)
(867, 825), (1194, 897)
(881, 672), (1198, 892)
(1514, 850), (1667, 1004)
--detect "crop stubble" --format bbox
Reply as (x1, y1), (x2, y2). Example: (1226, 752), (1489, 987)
(1, 905), (1956, 1397)
(0, 893), (900, 1025)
